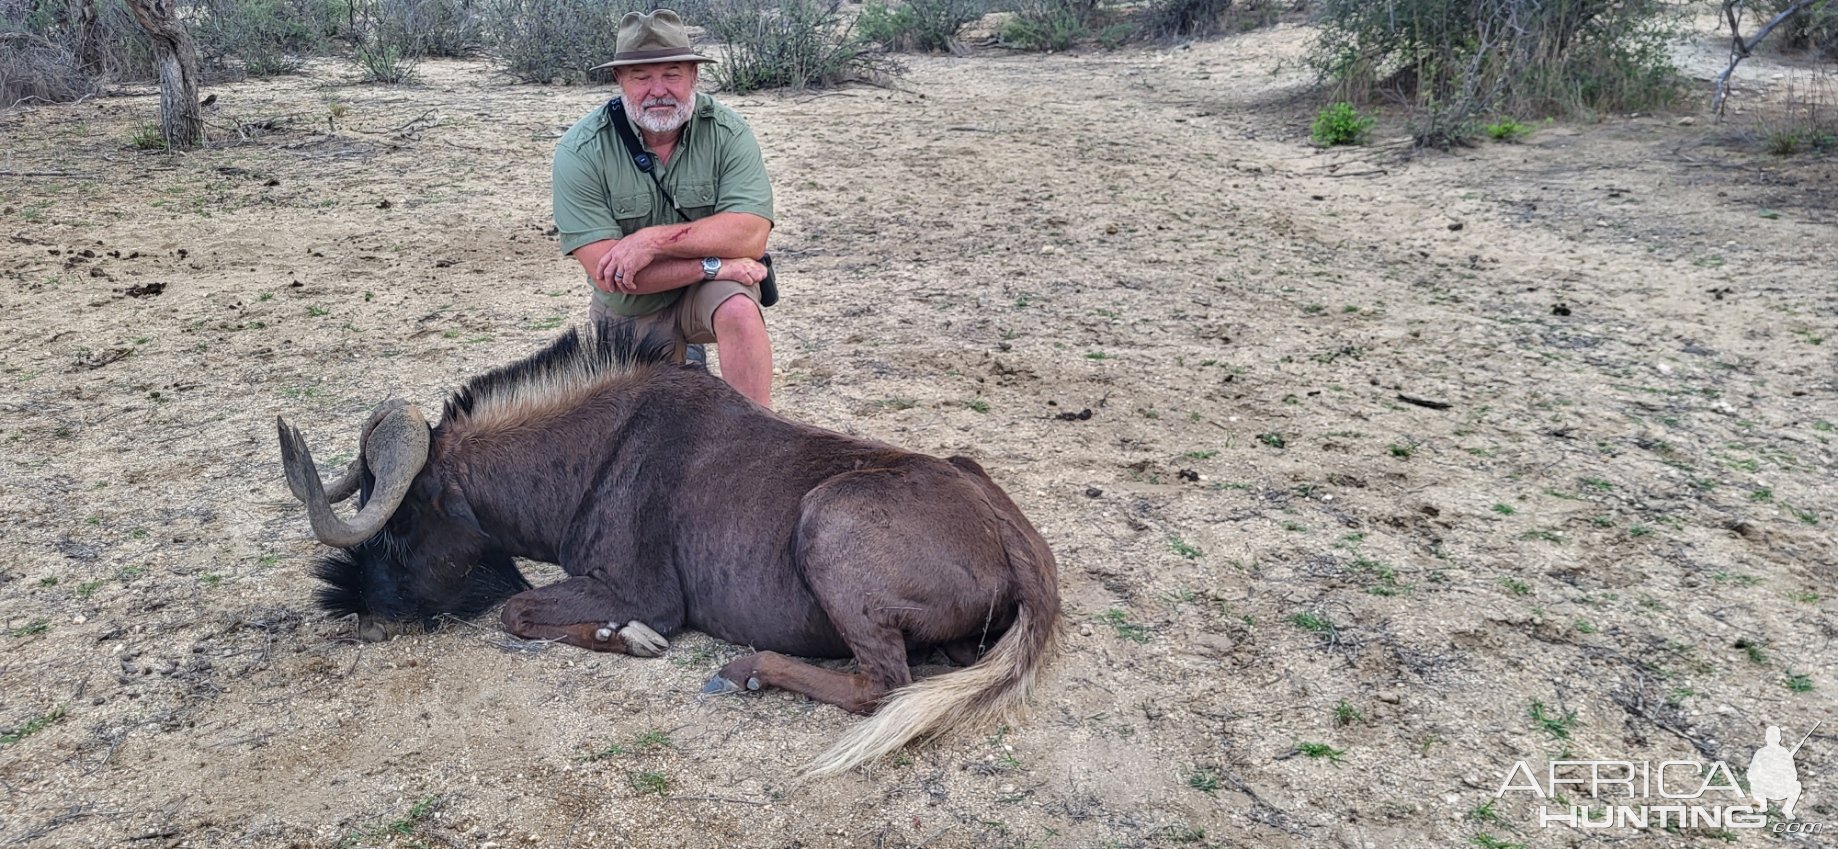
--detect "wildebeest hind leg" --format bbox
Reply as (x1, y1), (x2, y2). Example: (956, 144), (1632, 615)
(705, 563), (914, 713)
(703, 648), (903, 715)
(500, 575), (670, 657)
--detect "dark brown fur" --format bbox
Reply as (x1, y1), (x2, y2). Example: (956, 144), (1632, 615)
(303, 319), (1061, 772)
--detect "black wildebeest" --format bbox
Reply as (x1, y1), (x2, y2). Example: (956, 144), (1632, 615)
(277, 321), (1061, 775)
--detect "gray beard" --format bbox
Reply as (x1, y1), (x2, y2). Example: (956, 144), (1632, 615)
(625, 97), (693, 135)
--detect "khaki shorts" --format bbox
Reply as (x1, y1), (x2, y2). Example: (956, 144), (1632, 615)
(589, 280), (762, 357)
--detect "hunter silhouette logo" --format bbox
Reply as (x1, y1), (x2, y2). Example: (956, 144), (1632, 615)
(1496, 720), (1825, 833)
(1748, 723), (1817, 819)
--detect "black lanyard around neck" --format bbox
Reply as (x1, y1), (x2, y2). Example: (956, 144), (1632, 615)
(605, 98), (688, 222)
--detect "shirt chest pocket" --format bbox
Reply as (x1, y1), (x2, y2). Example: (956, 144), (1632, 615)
(609, 188), (654, 229)
(673, 181), (717, 219)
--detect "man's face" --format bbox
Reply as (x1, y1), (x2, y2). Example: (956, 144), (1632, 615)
(617, 62), (698, 135)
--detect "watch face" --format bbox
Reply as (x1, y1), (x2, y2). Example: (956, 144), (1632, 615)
(702, 257), (721, 278)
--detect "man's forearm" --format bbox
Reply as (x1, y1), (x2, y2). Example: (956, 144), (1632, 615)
(614, 257), (707, 295)
(631, 211), (770, 261)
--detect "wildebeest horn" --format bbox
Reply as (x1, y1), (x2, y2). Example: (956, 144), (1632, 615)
(281, 399), (413, 504)
(277, 404), (430, 548)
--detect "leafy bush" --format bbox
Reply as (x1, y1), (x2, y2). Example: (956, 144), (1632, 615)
(1485, 116), (1529, 142)
(1773, 0), (1838, 59)
(349, 0), (419, 80)
(191, 0), (336, 77)
(1310, 100), (1373, 145)
(1001, 0), (1100, 51)
(1309, 0), (1686, 147)
(856, 0), (987, 53)
(398, 0), (482, 57)
(1754, 73), (1838, 156)
(702, 0), (897, 92)
(1140, 0), (1232, 40)
(483, 0), (633, 84)
(127, 121), (168, 149)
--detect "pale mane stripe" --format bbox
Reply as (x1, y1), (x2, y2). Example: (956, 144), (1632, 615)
(438, 321), (675, 438)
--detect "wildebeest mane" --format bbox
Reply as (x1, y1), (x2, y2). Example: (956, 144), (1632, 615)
(439, 317), (679, 435)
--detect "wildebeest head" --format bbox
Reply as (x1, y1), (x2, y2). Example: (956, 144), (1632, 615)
(277, 399), (528, 639)
(277, 322), (676, 639)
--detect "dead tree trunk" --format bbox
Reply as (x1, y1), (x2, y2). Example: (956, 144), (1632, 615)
(125, 0), (204, 148)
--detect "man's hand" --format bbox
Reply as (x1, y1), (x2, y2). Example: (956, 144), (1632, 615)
(595, 230), (662, 293)
(716, 257), (769, 287)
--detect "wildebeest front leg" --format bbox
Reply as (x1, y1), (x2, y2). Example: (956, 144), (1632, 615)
(500, 575), (669, 656)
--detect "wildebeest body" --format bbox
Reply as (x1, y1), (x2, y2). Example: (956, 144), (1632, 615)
(485, 373), (1021, 659)
(279, 321), (1059, 776)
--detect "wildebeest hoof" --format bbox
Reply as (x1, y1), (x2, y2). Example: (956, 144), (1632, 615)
(356, 615), (387, 643)
(701, 674), (743, 695)
(617, 621), (667, 657)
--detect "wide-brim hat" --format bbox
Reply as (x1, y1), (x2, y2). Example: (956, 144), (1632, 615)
(591, 9), (715, 71)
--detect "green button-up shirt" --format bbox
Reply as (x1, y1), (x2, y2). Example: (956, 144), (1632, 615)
(552, 92), (775, 317)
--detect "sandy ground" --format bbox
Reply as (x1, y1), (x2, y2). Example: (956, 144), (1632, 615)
(2, 13), (1835, 849)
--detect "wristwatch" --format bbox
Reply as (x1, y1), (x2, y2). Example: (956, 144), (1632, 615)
(701, 257), (721, 280)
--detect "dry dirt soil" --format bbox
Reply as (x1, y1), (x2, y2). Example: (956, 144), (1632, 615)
(2, 15), (1835, 849)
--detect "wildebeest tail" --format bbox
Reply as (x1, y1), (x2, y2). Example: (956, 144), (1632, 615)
(804, 517), (1060, 778)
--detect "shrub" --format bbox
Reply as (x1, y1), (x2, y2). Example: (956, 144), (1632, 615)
(1310, 100), (1373, 145)
(483, 0), (633, 84)
(855, 0), (987, 53)
(2, 0), (153, 104)
(0, 28), (100, 105)
(1140, 0), (1232, 40)
(190, 0), (336, 77)
(1485, 116), (1529, 142)
(1753, 73), (1838, 156)
(1000, 0), (1099, 50)
(127, 121), (168, 148)
(702, 0), (897, 92)
(1773, 0), (1838, 59)
(350, 0), (472, 82)
(1309, 0), (1686, 147)
(399, 0), (482, 57)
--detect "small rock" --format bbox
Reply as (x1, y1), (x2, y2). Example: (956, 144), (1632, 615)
(1193, 634), (1236, 657)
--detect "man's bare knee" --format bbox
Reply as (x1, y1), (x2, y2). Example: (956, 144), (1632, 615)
(711, 295), (763, 335)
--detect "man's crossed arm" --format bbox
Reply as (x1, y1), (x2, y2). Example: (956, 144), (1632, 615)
(573, 211), (771, 295)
